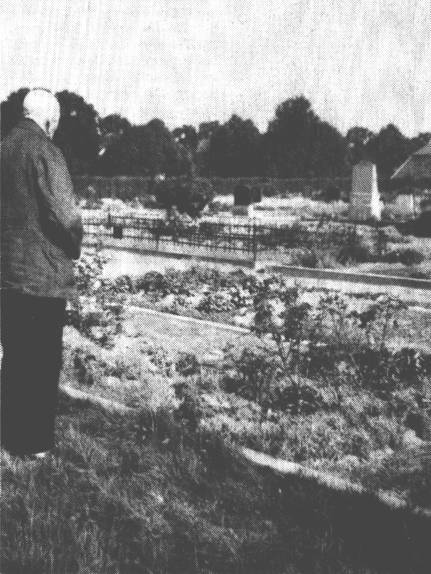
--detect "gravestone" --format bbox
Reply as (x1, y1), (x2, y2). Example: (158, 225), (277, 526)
(395, 193), (415, 217)
(232, 184), (253, 217)
(350, 160), (382, 220)
(251, 186), (263, 203)
(234, 184), (252, 206)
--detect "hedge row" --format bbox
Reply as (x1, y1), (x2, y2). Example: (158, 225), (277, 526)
(72, 175), (429, 202)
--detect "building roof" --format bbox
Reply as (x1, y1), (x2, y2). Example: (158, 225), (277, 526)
(392, 140), (431, 180)
(412, 140), (431, 156)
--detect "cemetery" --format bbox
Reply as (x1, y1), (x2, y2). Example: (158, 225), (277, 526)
(2, 153), (431, 572)
(2, 25), (431, 570)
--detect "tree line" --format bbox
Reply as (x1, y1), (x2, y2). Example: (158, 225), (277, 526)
(1, 88), (429, 179)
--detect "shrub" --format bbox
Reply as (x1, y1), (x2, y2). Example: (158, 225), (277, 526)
(269, 381), (323, 415)
(291, 248), (319, 268)
(336, 243), (373, 264)
(222, 344), (283, 408)
(322, 184), (341, 202)
(135, 271), (169, 294)
(196, 291), (234, 313)
(74, 248), (108, 296)
(382, 248), (425, 266)
(176, 353), (201, 377)
(154, 177), (215, 218)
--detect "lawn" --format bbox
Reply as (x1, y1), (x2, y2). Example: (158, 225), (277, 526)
(1, 394), (430, 574)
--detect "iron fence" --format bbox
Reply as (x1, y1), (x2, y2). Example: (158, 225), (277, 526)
(83, 213), (388, 263)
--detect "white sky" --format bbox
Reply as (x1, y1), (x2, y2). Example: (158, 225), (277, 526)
(1, 0), (430, 135)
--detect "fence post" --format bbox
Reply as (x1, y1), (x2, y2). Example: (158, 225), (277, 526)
(252, 219), (257, 266)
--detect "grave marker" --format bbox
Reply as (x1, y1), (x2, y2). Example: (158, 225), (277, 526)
(395, 193), (415, 217)
(350, 160), (382, 220)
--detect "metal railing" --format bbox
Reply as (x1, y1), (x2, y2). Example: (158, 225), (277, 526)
(83, 213), (384, 263)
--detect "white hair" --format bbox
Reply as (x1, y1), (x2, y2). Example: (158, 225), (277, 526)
(23, 89), (60, 137)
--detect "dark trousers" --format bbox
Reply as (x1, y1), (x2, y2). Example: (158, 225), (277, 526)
(1, 290), (66, 455)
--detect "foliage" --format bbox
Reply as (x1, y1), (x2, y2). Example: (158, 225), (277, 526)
(154, 176), (215, 217)
(54, 90), (100, 174)
(2, 88), (428, 179)
(98, 119), (185, 177)
(73, 248), (108, 296)
(207, 114), (263, 177)
(0, 87), (30, 139)
(222, 343), (282, 406)
(321, 183), (341, 202)
(381, 247), (425, 266)
(175, 352), (201, 377)
(265, 96), (347, 177)
(172, 125), (198, 150)
(367, 123), (412, 178)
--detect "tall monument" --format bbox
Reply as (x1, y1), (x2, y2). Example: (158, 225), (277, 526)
(350, 160), (382, 220)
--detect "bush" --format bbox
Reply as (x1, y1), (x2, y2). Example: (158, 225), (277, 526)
(270, 381), (323, 415)
(176, 353), (201, 377)
(154, 177), (215, 218)
(321, 184), (341, 202)
(382, 248), (425, 266)
(222, 343), (283, 408)
(292, 248), (319, 268)
(336, 243), (373, 264)
(74, 249), (108, 296)
(135, 271), (169, 294)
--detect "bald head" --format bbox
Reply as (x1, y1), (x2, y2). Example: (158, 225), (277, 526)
(23, 89), (60, 139)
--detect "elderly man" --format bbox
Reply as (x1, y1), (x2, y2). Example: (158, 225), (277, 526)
(1, 88), (83, 458)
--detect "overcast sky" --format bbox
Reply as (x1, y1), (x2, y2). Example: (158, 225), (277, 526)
(2, 0), (430, 135)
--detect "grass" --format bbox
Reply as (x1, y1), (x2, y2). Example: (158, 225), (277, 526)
(2, 394), (431, 574)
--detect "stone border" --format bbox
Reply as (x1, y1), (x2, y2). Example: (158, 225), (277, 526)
(127, 305), (249, 335)
(264, 264), (431, 290)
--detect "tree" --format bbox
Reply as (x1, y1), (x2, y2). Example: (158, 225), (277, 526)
(196, 121), (220, 175)
(198, 121), (220, 141)
(97, 114), (131, 170)
(53, 90), (100, 174)
(99, 114), (131, 143)
(98, 119), (185, 176)
(367, 123), (410, 178)
(172, 125), (198, 176)
(207, 115), (263, 176)
(309, 120), (347, 177)
(172, 125), (198, 150)
(265, 96), (346, 177)
(345, 126), (375, 167)
(0, 87), (30, 139)
(266, 96), (318, 177)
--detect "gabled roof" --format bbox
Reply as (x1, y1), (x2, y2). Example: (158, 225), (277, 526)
(392, 140), (431, 180)
(413, 140), (431, 156)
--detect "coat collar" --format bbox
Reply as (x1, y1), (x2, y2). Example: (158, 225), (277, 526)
(16, 117), (48, 139)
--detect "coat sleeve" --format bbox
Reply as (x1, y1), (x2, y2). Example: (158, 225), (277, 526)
(32, 145), (83, 260)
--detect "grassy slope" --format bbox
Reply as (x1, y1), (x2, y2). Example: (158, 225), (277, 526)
(1, 394), (431, 574)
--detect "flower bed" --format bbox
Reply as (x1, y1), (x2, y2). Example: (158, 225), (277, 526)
(63, 254), (431, 512)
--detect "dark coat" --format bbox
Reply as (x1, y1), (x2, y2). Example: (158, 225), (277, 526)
(1, 118), (83, 301)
